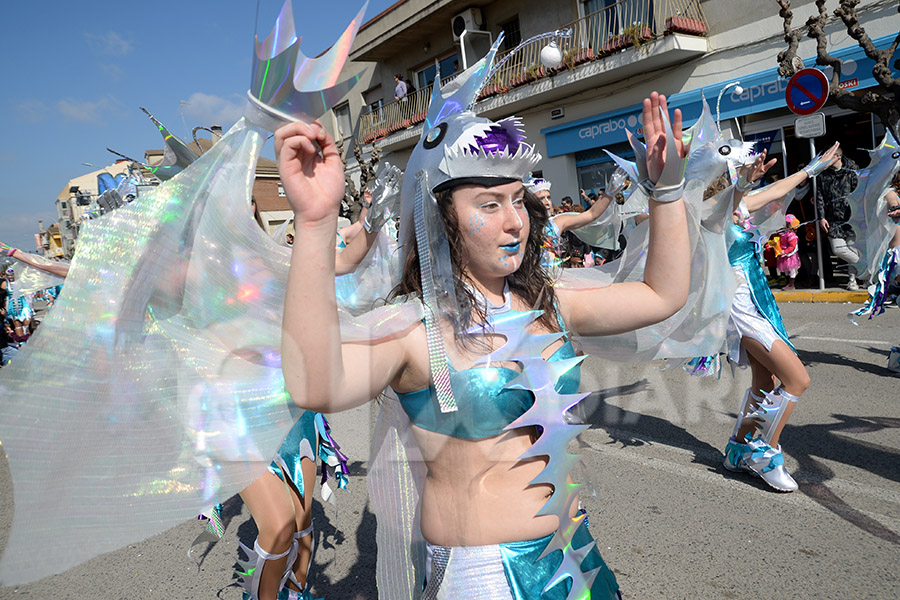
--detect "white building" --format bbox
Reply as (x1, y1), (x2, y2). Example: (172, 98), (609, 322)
(325, 0), (898, 204)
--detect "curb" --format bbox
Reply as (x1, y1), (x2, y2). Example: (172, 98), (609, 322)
(772, 289), (869, 303)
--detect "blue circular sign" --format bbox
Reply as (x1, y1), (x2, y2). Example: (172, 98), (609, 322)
(785, 68), (829, 115)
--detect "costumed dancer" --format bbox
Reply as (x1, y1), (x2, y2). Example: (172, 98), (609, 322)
(235, 161), (400, 600)
(849, 135), (900, 320)
(528, 174), (630, 269)
(775, 214), (801, 290)
(0, 1), (370, 589)
(714, 144), (839, 492)
(277, 22), (692, 594)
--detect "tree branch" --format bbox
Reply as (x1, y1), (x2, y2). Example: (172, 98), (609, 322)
(776, 0), (804, 78)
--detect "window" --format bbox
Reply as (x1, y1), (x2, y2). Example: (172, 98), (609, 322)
(500, 17), (521, 52)
(416, 53), (460, 90)
(61, 201), (67, 210)
(278, 183), (285, 197)
(333, 102), (352, 140)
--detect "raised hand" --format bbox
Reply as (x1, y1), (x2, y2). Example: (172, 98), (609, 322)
(643, 92), (687, 185)
(738, 149), (778, 189)
(274, 121), (346, 225)
(804, 142), (841, 178)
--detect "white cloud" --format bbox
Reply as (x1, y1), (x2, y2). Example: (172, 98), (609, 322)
(15, 100), (49, 123)
(56, 95), (122, 123)
(84, 31), (133, 56)
(181, 92), (246, 128)
(100, 64), (125, 81)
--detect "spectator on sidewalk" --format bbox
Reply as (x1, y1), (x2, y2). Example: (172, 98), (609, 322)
(1, 319), (19, 366)
(816, 147), (861, 290)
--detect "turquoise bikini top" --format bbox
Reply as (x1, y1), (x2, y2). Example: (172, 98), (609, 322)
(396, 339), (580, 439)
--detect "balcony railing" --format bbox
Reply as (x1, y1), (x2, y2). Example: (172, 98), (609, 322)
(358, 0), (706, 145)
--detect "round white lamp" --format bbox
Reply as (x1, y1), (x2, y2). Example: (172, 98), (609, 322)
(540, 41), (563, 69)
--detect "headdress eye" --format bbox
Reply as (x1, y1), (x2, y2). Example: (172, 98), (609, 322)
(718, 145), (732, 156)
(423, 122), (448, 149)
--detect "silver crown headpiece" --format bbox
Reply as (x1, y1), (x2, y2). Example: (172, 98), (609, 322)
(524, 177), (552, 194)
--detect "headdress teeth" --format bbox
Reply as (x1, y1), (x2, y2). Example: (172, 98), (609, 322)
(247, 0), (367, 127)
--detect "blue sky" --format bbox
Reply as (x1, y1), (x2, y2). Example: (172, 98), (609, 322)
(0, 0), (395, 251)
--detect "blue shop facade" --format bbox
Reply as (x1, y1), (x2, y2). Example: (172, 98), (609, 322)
(540, 34), (899, 195)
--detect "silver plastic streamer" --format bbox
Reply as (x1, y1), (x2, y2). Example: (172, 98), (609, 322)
(413, 171), (457, 413)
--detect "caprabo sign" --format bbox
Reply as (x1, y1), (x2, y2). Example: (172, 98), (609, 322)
(578, 113), (642, 140)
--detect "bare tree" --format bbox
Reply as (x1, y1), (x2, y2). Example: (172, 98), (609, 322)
(776, 0), (899, 140)
(334, 136), (380, 221)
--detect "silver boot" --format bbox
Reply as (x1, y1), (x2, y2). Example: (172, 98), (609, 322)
(724, 435), (798, 492)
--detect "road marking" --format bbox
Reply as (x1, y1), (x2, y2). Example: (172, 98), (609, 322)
(586, 427), (900, 512)
(789, 322), (817, 335)
(793, 335), (894, 346)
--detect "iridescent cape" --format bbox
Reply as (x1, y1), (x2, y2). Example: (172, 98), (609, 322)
(0, 0), (371, 585)
(559, 96), (745, 363)
(849, 132), (900, 282)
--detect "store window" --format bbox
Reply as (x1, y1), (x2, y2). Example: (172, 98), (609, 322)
(575, 142), (632, 196)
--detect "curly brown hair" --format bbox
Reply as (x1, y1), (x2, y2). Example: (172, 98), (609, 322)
(703, 172), (732, 200)
(391, 186), (560, 337)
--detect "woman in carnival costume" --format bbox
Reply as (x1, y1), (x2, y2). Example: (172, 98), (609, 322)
(607, 89), (837, 493)
(0, 2), (378, 593)
(276, 20), (693, 593)
(705, 144), (840, 492)
(527, 175), (631, 269)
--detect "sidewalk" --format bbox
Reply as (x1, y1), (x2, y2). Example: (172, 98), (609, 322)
(772, 287), (869, 303)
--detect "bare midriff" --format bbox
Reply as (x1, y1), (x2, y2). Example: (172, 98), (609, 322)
(412, 425), (577, 547)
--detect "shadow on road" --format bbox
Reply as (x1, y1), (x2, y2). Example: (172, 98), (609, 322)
(786, 414), (900, 545)
(799, 347), (898, 378)
(313, 503), (377, 599)
(577, 379), (900, 545)
(575, 379), (723, 472)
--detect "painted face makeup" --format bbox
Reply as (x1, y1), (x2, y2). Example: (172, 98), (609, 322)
(452, 182), (529, 282)
(535, 190), (552, 214)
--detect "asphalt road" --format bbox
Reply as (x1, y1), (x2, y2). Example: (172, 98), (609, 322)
(1, 302), (898, 599)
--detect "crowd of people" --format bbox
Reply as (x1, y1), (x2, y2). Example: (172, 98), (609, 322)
(0, 267), (53, 367)
(1, 12), (899, 600)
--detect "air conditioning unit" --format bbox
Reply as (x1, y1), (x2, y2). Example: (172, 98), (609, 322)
(452, 8), (484, 41)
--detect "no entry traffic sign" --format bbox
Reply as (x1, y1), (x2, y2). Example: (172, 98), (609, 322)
(785, 68), (830, 115)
